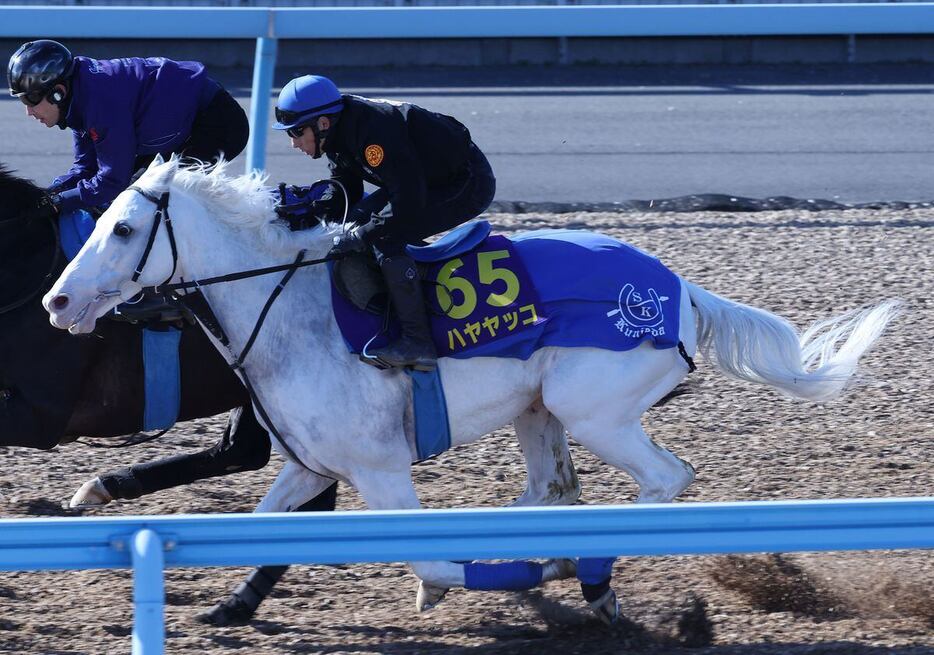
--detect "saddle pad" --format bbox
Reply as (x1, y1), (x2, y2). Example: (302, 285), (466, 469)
(59, 210), (96, 260)
(142, 327), (182, 431)
(331, 228), (681, 360)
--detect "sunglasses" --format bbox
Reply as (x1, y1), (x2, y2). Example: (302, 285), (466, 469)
(286, 125), (307, 139)
(18, 90), (46, 107)
(275, 106), (304, 125)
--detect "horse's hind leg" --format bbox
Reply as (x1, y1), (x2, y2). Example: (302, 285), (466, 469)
(574, 420), (694, 503)
(544, 347), (696, 504)
(512, 400), (580, 507)
(415, 401), (579, 611)
(543, 347), (696, 622)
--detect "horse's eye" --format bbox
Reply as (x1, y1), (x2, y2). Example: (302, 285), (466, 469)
(113, 222), (133, 238)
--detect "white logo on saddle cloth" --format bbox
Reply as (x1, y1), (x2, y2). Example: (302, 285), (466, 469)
(607, 283), (669, 338)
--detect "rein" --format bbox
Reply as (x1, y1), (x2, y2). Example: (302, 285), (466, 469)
(127, 185), (338, 295)
(127, 186), (336, 479)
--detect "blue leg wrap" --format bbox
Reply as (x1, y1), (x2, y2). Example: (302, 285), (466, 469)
(577, 557), (617, 586)
(464, 561), (544, 591)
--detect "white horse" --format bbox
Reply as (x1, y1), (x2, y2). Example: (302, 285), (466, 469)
(43, 157), (900, 620)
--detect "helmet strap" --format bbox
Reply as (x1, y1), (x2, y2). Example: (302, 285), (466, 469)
(310, 124), (330, 160)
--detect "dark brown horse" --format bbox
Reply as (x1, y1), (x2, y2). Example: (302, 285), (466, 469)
(0, 165), (333, 625)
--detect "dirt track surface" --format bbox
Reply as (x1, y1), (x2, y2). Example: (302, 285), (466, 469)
(1, 209), (932, 654)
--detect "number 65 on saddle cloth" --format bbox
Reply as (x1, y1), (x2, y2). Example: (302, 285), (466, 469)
(331, 220), (683, 361)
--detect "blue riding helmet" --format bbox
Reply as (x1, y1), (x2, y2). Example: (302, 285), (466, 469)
(272, 75), (343, 130)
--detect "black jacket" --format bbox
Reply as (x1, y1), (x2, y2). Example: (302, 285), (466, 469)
(323, 94), (473, 222)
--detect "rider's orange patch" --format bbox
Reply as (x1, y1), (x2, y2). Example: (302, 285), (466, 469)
(364, 144), (384, 167)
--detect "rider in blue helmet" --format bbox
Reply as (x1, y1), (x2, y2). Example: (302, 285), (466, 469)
(8, 39), (250, 219)
(274, 75), (497, 372)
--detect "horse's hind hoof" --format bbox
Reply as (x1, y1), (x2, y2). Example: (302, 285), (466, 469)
(589, 588), (619, 625)
(415, 581), (449, 612)
(69, 477), (113, 508)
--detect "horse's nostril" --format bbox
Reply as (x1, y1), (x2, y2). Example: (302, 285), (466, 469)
(51, 294), (70, 310)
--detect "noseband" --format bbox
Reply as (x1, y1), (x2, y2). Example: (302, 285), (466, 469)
(127, 186), (179, 289)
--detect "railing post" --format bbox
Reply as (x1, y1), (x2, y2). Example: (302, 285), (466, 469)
(556, 0), (570, 65)
(246, 34), (279, 173)
(131, 529), (165, 655)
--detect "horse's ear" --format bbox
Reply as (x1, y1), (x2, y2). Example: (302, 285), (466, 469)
(145, 154), (178, 188)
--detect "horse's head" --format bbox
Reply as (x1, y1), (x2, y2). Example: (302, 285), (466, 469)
(43, 155), (181, 334)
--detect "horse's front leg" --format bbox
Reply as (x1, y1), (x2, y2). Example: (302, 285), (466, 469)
(196, 460), (338, 626)
(70, 405), (271, 508)
(197, 473), (338, 627)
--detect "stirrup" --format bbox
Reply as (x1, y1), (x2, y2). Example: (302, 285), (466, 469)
(359, 351), (392, 370)
(359, 351), (437, 372)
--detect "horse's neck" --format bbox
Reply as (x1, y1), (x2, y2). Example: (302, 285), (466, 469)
(172, 195), (337, 364)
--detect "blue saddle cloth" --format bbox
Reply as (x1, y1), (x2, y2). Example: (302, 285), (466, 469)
(331, 221), (682, 360)
(58, 210), (96, 260)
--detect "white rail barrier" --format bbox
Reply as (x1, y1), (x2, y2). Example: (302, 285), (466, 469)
(3, 4), (934, 169)
(1, 498), (933, 654)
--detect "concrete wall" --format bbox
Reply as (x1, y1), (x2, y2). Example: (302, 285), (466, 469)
(3, 35), (934, 69)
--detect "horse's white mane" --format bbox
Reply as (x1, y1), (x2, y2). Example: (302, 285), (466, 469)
(137, 155), (339, 253)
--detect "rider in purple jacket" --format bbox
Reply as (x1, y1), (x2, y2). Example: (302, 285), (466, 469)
(8, 40), (249, 214)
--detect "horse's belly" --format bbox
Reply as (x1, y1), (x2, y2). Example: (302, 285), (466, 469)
(439, 350), (550, 447)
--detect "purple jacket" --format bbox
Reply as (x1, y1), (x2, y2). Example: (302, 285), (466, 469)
(54, 56), (218, 211)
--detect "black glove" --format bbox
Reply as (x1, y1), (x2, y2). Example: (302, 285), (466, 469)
(27, 194), (61, 222)
(310, 192), (345, 222)
(327, 226), (368, 258)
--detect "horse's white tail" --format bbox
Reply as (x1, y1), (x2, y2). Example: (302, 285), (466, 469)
(684, 281), (901, 402)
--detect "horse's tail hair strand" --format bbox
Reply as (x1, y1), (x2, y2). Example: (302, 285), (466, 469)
(684, 281), (902, 402)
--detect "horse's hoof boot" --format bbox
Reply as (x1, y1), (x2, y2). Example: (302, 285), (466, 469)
(589, 588), (619, 625)
(194, 597), (256, 626)
(415, 581), (449, 612)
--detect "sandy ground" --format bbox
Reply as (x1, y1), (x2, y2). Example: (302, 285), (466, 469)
(0, 208), (932, 654)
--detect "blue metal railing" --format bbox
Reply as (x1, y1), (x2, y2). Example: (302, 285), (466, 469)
(3, 4), (934, 169)
(1, 498), (933, 654)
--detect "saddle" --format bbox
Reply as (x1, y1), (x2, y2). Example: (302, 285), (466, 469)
(332, 221), (493, 315)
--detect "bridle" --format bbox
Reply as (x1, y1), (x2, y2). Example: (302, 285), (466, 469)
(127, 186), (179, 289)
(69, 186), (179, 326)
(123, 184), (341, 479)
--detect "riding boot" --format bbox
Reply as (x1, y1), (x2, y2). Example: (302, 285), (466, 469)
(370, 256), (438, 371)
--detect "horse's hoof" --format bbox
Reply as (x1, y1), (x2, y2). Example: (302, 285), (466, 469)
(69, 477), (113, 508)
(194, 596), (256, 626)
(588, 588), (620, 625)
(415, 581), (449, 612)
(542, 558), (578, 582)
